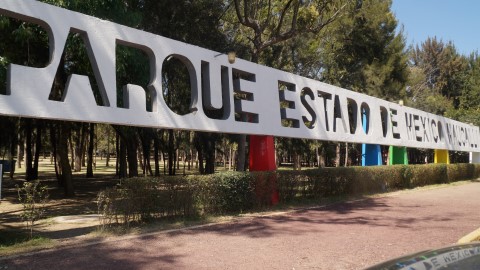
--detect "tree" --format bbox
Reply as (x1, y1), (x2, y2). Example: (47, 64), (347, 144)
(320, 0), (409, 100)
(408, 37), (467, 114)
(313, 0), (409, 166)
(142, 0), (229, 174)
(226, 0), (347, 170)
(448, 53), (480, 127)
(86, 123), (95, 178)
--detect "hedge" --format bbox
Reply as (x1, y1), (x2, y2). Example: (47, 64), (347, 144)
(97, 163), (480, 226)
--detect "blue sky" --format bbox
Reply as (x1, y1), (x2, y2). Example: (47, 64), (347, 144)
(391, 0), (480, 55)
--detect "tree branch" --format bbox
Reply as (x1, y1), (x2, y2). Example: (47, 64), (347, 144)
(233, 0), (245, 24)
(310, 3), (348, 33)
(275, 0), (295, 36)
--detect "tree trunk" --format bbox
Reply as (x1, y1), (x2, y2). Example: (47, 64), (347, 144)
(138, 148), (144, 175)
(118, 139), (127, 179)
(188, 149), (192, 171)
(32, 122), (42, 179)
(50, 126), (60, 183)
(168, 129), (175, 175)
(344, 142), (349, 167)
(113, 126), (139, 178)
(236, 134), (246, 171)
(9, 124), (16, 179)
(162, 151), (167, 175)
(140, 133), (153, 176)
(198, 149), (204, 174)
(126, 137), (138, 178)
(58, 124), (74, 197)
(106, 129), (110, 167)
(204, 135), (215, 174)
(183, 151), (186, 175)
(17, 131), (24, 169)
(195, 151), (198, 169)
(25, 119), (34, 181)
(335, 143), (341, 167)
(154, 137), (160, 176)
(69, 137), (74, 169)
(86, 123), (94, 178)
(176, 148), (180, 171)
(228, 146), (232, 171)
(73, 125), (87, 172)
(293, 151), (301, 171)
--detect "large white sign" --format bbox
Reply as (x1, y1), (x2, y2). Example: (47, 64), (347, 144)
(0, 1), (479, 152)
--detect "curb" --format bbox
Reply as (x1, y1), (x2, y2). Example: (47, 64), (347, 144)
(458, 227), (480, 244)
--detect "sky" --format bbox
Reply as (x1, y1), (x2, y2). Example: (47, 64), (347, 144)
(391, 0), (480, 55)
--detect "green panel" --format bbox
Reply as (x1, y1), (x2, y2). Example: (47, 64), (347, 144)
(389, 146), (408, 165)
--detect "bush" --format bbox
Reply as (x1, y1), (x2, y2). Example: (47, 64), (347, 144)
(98, 163), (480, 226)
(16, 181), (49, 238)
(98, 177), (196, 227)
(192, 172), (254, 214)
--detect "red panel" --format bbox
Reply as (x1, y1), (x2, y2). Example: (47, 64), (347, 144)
(249, 135), (278, 205)
(249, 135), (276, 171)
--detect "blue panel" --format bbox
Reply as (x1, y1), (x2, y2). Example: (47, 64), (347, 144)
(362, 144), (382, 166)
(361, 107), (382, 166)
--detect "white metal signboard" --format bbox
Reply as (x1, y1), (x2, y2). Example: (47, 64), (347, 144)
(0, 1), (479, 152)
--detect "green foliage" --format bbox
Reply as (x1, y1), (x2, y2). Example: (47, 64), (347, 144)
(98, 164), (480, 227)
(447, 53), (480, 127)
(408, 164), (447, 186)
(194, 172), (255, 214)
(16, 181), (49, 239)
(407, 37), (468, 114)
(320, 0), (409, 101)
(227, 0), (347, 63)
(97, 177), (196, 227)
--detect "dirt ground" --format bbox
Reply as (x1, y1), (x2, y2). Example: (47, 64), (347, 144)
(1, 173), (119, 241)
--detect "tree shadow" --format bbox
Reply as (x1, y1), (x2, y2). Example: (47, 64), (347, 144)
(0, 239), (186, 270)
(172, 197), (456, 239)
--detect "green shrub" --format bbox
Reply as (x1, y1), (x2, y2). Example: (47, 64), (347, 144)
(98, 163), (480, 227)
(407, 164), (446, 187)
(192, 171), (254, 214)
(447, 163), (476, 182)
(97, 177), (197, 227)
(16, 181), (49, 238)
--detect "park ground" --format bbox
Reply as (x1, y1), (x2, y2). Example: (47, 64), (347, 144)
(1, 158), (480, 269)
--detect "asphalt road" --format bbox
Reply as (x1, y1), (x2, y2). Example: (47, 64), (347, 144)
(2, 181), (480, 270)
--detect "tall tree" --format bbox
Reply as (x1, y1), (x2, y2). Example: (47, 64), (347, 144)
(142, 0), (229, 174)
(314, 0), (409, 166)
(408, 37), (467, 114)
(448, 53), (480, 127)
(320, 0), (409, 100)
(86, 123), (95, 178)
(227, 0), (347, 170)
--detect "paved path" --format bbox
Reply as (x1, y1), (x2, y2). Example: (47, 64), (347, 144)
(2, 182), (480, 270)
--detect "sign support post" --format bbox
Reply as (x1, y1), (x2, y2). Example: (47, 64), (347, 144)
(434, 149), (450, 164)
(361, 109), (382, 166)
(249, 135), (278, 205)
(470, 152), (480, 164)
(389, 146), (408, 165)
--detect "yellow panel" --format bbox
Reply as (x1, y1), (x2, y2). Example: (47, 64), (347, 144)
(434, 149), (450, 164)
